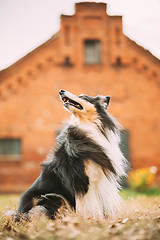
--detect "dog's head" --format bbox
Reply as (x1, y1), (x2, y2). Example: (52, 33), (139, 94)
(59, 90), (111, 124)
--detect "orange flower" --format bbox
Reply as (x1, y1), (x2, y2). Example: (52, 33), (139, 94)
(128, 166), (157, 192)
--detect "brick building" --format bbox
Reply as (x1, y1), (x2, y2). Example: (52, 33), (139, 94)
(0, 2), (160, 192)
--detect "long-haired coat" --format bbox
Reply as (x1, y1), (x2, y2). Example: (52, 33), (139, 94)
(16, 90), (127, 220)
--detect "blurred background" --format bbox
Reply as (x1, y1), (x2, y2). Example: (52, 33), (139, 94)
(0, 0), (160, 193)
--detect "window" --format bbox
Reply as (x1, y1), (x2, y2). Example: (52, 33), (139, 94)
(120, 130), (130, 162)
(0, 138), (21, 155)
(84, 40), (101, 64)
(120, 130), (130, 187)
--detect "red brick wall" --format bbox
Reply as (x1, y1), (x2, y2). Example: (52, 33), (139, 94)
(0, 2), (160, 192)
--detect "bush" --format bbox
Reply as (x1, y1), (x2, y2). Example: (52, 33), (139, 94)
(128, 166), (157, 192)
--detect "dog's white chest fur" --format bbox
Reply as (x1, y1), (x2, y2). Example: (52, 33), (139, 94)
(76, 160), (122, 218)
(75, 124), (125, 218)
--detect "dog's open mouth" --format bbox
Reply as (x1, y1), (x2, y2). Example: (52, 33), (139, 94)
(61, 96), (83, 110)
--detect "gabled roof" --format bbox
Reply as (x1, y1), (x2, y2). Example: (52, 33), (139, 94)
(0, 34), (159, 81)
(0, 1), (159, 83)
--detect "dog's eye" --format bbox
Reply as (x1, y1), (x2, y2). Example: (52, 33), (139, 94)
(78, 94), (84, 98)
(80, 96), (95, 105)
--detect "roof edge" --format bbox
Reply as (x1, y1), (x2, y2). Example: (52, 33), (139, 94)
(0, 32), (59, 78)
(125, 35), (160, 64)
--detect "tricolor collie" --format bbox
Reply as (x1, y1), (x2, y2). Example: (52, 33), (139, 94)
(16, 90), (127, 220)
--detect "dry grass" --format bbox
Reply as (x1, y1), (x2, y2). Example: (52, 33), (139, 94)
(0, 195), (20, 212)
(0, 192), (160, 240)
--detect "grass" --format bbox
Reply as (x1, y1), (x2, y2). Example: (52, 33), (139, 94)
(0, 194), (20, 212)
(0, 188), (160, 240)
(120, 187), (160, 200)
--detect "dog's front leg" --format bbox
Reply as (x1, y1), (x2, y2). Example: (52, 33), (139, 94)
(75, 183), (103, 219)
(15, 187), (40, 221)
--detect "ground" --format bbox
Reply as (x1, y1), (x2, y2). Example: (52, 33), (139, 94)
(0, 189), (160, 240)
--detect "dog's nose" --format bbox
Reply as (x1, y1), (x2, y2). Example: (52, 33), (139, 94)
(59, 90), (65, 95)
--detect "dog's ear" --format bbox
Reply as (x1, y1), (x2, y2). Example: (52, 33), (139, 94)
(105, 96), (111, 106)
(100, 96), (111, 108)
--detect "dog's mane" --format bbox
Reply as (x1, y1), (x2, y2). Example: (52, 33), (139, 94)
(43, 124), (118, 195)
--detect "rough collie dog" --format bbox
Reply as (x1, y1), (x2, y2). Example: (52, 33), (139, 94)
(16, 90), (127, 220)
